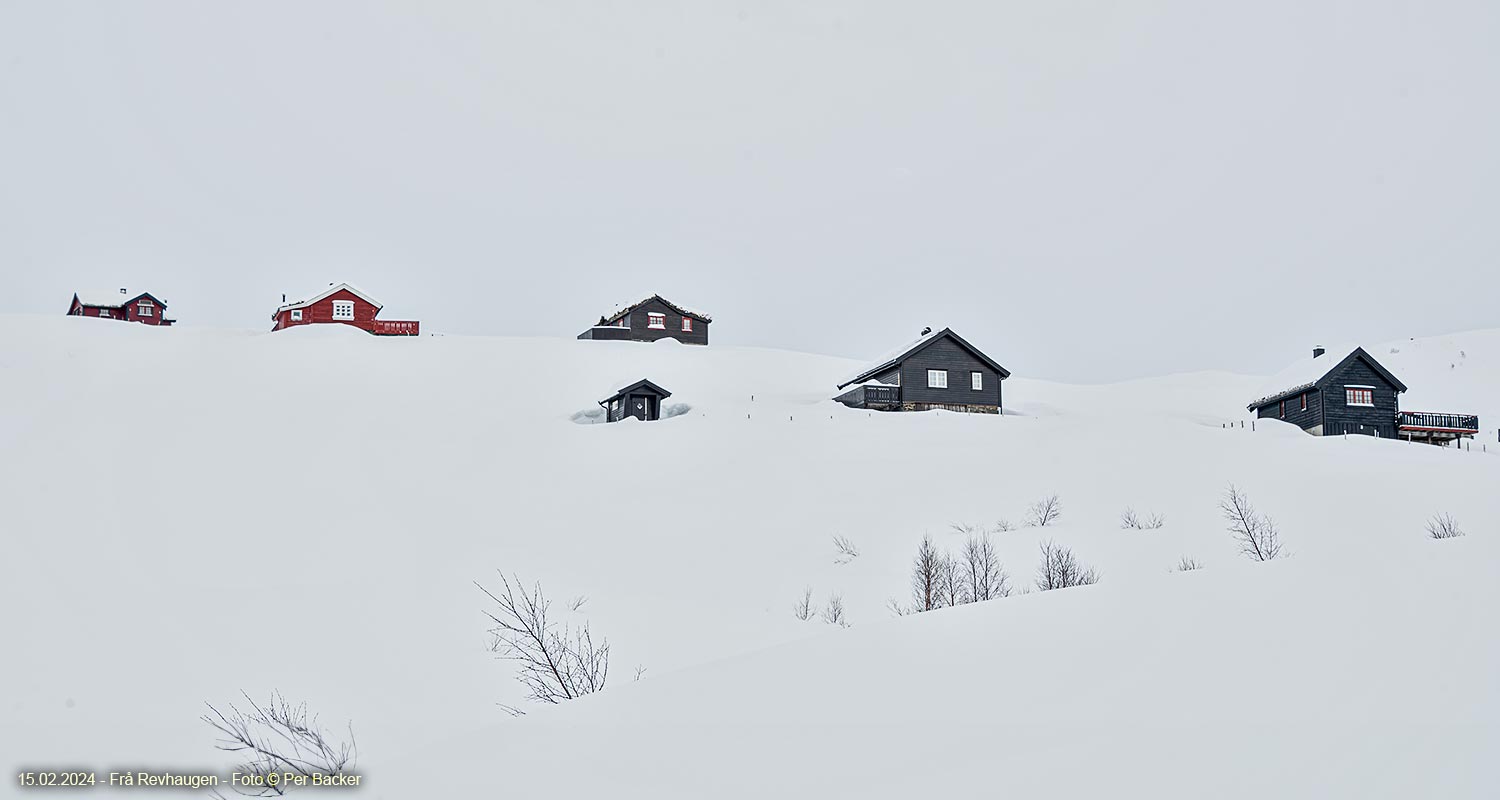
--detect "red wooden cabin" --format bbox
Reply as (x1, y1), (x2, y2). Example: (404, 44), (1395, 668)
(272, 283), (419, 335)
(67, 289), (176, 325)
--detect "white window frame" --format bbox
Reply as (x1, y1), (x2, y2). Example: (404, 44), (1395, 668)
(1345, 386), (1374, 407)
(290, 309), (303, 321)
(332, 300), (355, 321)
(647, 313), (666, 330)
(971, 371), (983, 390)
(681, 317), (693, 332)
(137, 301), (153, 317)
(98, 309), (110, 317)
(927, 369), (948, 389)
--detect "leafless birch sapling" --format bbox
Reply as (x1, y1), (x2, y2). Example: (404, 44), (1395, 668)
(960, 532), (1010, 601)
(1028, 494), (1063, 527)
(477, 572), (610, 704)
(1121, 508), (1166, 530)
(794, 586), (815, 621)
(1219, 485), (1284, 561)
(202, 691), (355, 798)
(1035, 539), (1100, 590)
(832, 534), (861, 563)
(1174, 556), (1204, 572)
(1426, 513), (1464, 539)
(821, 593), (849, 627)
(911, 533), (944, 612)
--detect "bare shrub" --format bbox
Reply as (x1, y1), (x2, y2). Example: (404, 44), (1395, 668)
(832, 534), (861, 564)
(821, 594), (849, 627)
(993, 519), (1015, 532)
(1174, 556), (1204, 572)
(1426, 513), (1465, 540)
(959, 533), (1010, 602)
(202, 691), (355, 798)
(477, 573), (610, 704)
(1035, 540), (1099, 591)
(910, 534), (944, 612)
(1120, 508), (1165, 530)
(793, 586), (815, 621)
(1219, 485), (1284, 561)
(1027, 494), (1063, 527)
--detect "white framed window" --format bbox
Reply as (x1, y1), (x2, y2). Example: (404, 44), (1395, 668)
(927, 369), (948, 389)
(332, 300), (355, 320)
(971, 371), (983, 390)
(681, 317), (693, 332)
(1345, 387), (1374, 406)
(647, 313), (666, 329)
(291, 309), (303, 321)
(137, 301), (153, 317)
(98, 309), (110, 317)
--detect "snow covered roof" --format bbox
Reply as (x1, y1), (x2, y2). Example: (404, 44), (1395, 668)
(1247, 346), (1407, 410)
(73, 289), (163, 308)
(600, 378), (672, 403)
(837, 327), (1011, 389)
(275, 283), (384, 316)
(603, 294), (712, 323)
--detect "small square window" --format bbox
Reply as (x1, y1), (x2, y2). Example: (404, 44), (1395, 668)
(927, 369), (948, 389)
(971, 371), (983, 390)
(681, 317), (693, 332)
(332, 301), (355, 320)
(98, 309), (110, 317)
(137, 303), (152, 317)
(647, 313), (666, 329)
(291, 309), (303, 321)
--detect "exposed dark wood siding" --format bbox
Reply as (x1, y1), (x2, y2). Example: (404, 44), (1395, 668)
(895, 337), (1002, 408)
(618, 298), (709, 345)
(1318, 358), (1401, 438)
(1256, 387), (1323, 431)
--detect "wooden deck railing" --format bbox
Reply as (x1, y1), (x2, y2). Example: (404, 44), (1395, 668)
(1397, 411), (1479, 432)
(371, 319), (420, 336)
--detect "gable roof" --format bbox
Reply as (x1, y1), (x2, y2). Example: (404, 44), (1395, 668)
(837, 328), (1011, 389)
(275, 283), (384, 317)
(601, 378), (672, 403)
(72, 290), (165, 309)
(603, 294), (711, 323)
(1246, 346), (1408, 410)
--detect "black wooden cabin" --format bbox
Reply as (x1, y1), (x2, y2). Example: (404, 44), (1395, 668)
(578, 295), (711, 345)
(600, 379), (672, 423)
(835, 328), (1010, 414)
(1246, 346), (1480, 443)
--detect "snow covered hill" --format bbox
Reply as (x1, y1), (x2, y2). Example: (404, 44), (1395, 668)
(2, 315), (1495, 797)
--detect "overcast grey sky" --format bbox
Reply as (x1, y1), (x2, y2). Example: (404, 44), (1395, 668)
(1, 1), (1496, 381)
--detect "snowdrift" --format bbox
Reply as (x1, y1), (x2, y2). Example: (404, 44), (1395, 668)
(1, 316), (1495, 797)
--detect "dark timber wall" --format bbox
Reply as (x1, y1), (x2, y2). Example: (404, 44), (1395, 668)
(894, 337), (1003, 409)
(1256, 387), (1324, 431)
(1320, 358), (1401, 438)
(617, 298), (709, 345)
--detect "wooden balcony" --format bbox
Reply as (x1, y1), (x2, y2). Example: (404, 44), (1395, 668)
(1397, 411), (1479, 434)
(835, 383), (901, 409)
(370, 319), (420, 336)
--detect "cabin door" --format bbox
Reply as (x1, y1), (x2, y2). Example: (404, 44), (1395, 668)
(632, 396), (647, 421)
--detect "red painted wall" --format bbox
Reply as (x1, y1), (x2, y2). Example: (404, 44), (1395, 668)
(69, 295), (173, 326)
(272, 288), (417, 335)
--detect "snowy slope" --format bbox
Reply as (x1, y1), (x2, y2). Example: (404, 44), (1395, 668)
(1, 316), (1496, 797)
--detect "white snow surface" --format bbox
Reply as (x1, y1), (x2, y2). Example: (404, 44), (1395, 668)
(2, 315), (1497, 797)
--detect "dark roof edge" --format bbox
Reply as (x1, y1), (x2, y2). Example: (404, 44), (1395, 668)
(838, 328), (1011, 389)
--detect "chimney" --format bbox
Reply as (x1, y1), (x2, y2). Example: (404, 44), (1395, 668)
(920, 326), (932, 336)
(282, 293), (287, 303)
(1313, 345), (1326, 359)
(119, 287), (127, 294)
